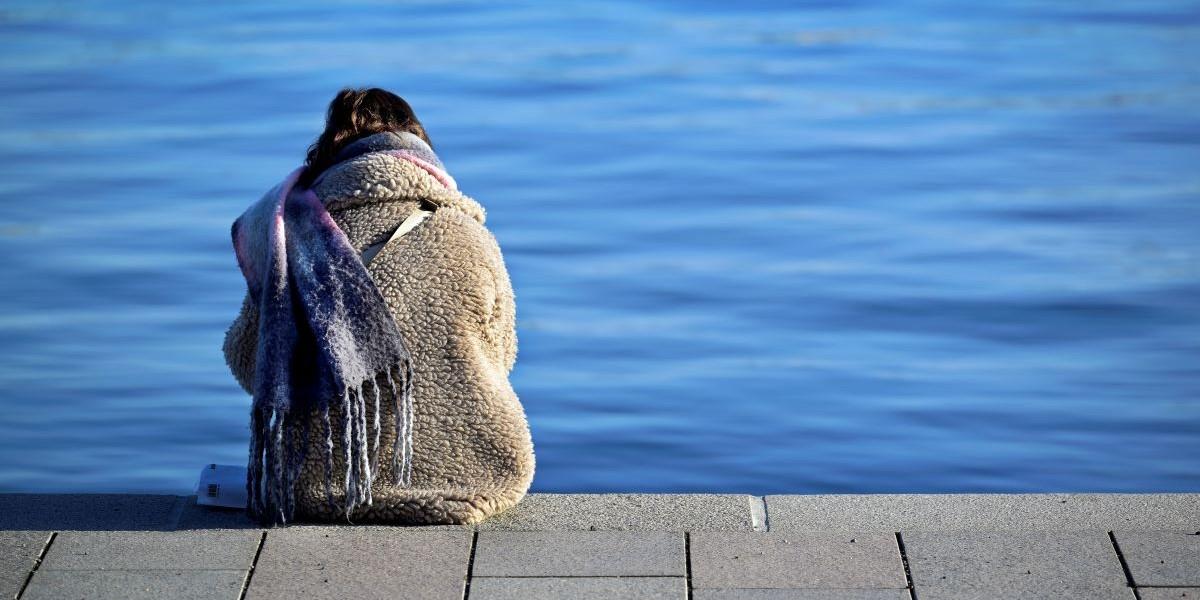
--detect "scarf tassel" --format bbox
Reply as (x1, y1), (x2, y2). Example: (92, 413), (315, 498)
(248, 356), (415, 525)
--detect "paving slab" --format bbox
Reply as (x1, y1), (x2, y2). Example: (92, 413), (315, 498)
(470, 576), (684, 600)
(473, 531), (684, 576)
(41, 530), (262, 570)
(0, 494), (182, 531)
(690, 532), (906, 590)
(0, 531), (50, 598)
(915, 585), (1133, 600)
(1138, 588), (1200, 600)
(1114, 531), (1200, 586)
(903, 530), (1131, 600)
(477, 493), (762, 531)
(22, 569), (245, 600)
(245, 527), (471, 600)
(766, 494), (1200, 532)
(694, 590), (910, 600)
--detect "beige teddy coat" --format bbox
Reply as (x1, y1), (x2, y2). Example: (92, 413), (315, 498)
(222, 137), (535, 524)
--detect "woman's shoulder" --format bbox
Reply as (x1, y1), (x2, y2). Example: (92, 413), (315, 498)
(426, 198), (503, 265)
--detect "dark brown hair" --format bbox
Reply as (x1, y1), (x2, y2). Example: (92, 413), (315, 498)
(299, 87), (432, 187)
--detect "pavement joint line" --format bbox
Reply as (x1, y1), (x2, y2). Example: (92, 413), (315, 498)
(14, 531), (55, 600)
(237, 530), (267, 600)
(895, 531), (918, 600)
(462, 530), (479, 600)
(469, 575), (687, 579)
(684, 531), (694, 600)
(1108, 530), (1142, 600)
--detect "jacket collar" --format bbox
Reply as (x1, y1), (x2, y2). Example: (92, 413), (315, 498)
(311, 131), (487, 225)
(332, 131), (446, 171)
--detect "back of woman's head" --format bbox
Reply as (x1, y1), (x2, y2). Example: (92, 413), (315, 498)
(300, 87), (432, 187)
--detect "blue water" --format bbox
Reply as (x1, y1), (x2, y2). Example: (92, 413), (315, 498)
(1, 1), (1198, 495)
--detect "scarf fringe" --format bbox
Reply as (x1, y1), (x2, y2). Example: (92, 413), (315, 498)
(248, 354), (416, 525)
(387, 358), (415, 487)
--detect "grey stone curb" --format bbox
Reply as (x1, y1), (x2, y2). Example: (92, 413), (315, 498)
(3, 493), (1196, 599)
(765, 493), (1200, 532)
(1, 492), (1195, 533)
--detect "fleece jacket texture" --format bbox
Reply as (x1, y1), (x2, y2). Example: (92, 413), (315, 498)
(223, 131), (535, 525)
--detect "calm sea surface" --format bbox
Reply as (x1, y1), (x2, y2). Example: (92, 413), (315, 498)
(1, 1), (1197, 494)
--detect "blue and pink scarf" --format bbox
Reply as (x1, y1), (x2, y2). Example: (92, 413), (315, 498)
(231, 131), (453, 524)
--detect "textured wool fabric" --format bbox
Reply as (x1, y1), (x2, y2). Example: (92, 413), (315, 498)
(231, 160), (422, 525)
(224, 131), (535, 524)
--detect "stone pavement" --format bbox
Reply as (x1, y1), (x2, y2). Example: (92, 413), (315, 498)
(1, 493), (1196, 599)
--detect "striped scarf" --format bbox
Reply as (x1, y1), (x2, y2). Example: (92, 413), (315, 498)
(230, 131), (452, 525)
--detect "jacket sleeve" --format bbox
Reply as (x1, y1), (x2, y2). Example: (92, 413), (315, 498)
(222, 291), (258, 396)
(442, 209), (519, 377)
(470, 218), (519, 376)
(491, 251), (519, 375)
